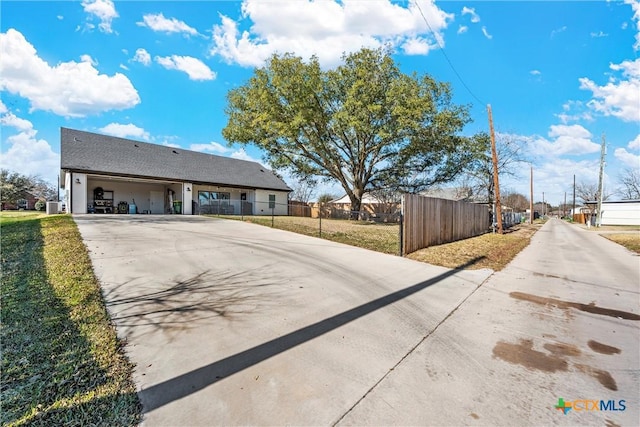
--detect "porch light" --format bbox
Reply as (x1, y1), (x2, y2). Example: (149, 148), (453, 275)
(186, 187), (191, 191)
(75, 178), (81, 184)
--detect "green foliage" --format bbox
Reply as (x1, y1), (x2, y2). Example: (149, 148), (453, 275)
(1, 169), (34, 206)
(1, 170), (57, 207)
(223, 47), (473, 211)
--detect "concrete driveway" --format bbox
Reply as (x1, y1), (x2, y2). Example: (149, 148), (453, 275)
(75, 215), (492, 426)
(339, 219), (639, 426)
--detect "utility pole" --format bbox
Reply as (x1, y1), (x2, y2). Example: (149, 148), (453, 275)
(487, 104), (503, 234)
(542, 191), (545, 217)
(530, 166), (533, 224)
(596, 133), (606, 227)
(564, 192), (567, 218)
(572, 174), (576, 220)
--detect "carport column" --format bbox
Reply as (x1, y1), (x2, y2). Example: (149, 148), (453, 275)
(182, 183), (193, 215)
(71, 172), (88, 214)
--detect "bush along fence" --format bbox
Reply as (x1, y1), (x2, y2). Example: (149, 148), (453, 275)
(402, 194), (490, 254)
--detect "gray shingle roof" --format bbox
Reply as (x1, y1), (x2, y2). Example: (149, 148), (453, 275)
(60, 128), (291, 191)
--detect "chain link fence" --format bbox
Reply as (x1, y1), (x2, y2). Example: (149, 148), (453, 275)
(207, 201), (402, 256)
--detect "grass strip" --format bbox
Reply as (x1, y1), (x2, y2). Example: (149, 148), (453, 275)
(407, 224), (540, 271)
(1, 213), (141, 426)
(602, 233), (640, 254)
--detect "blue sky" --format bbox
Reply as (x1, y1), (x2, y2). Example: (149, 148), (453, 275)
(1, 0), (639, 205)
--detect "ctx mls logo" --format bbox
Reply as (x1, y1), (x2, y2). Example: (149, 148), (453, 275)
(555, 398), (626, 414)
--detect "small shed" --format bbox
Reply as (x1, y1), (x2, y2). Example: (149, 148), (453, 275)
(599, 200), (640, 226)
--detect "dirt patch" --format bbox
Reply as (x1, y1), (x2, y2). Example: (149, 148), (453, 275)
(492, 339), (568, 373)
(575, 364), (618, 391)
(587, 340), (621, 355)
(469, 413), (480, 419)
(509, 292), (640, 321)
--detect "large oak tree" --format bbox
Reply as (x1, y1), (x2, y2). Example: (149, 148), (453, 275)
(223, 48), (476, 212)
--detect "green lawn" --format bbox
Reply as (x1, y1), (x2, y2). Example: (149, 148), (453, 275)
(217, 215), (401, 255)
(1, 212), (140, 426)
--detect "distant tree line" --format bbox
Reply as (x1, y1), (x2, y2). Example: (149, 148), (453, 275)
(0, 169), (57, 210)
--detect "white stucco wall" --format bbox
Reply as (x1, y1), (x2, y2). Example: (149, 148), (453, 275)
(254, 189), (289, 215)
(600, 202), (640, 226)
(64, 172), (71, 213)
(182, 183), (193, 215)
(71, 173), (88, 214)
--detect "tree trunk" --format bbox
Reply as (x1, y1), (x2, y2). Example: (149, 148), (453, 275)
(349, 194), (363, 220)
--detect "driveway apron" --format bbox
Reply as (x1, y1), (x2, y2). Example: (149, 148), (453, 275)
(74, 215), (492, 426)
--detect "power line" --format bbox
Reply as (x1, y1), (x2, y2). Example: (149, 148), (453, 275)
(413, 0), (486, 105)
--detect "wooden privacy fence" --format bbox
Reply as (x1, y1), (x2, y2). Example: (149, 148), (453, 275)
(402, 194), (490, 254)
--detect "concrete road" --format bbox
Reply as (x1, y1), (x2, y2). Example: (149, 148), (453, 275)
(339, 218), (640, 426)
(74, 215), (492, 426)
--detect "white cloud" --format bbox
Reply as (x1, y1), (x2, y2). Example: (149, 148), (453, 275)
(137, 13), (198, 36)
(133, 48), (151, 66)
(624, 0), (640, 50)
(1, 112), (34, 133)
(550, 26), (567, 38)
(210, 0), (453, 68)
(0, 29), (140, 117)
(556, 100), (593, 124)
(461, 6), (480, 23)
(80, 54), (97, 66)
(119, 64), (128, 70)
(99, 123), (150, 140)
(614, 147), (640, 168)
(161, 141), (181, 148)
(530, 69), (541, 75)
(230, 148), (261, 164)
(57, 15), (64, 20)
(590, 31), (608, 38)
(481, 26), (492, 39)
(190, 141), (230, 154)
(457, 25), (468, 35)
(622, 21), (629, 30)
(402, 37), (435, 55)
(533, 124), (600, 156)
(81, 0), (118, 33)
(579, 58), (640, 122)
(628, 134), (640, 149)
(0, 100), (7, 114)
(0, 109), (59, 183)
(155, 55), (216, 81)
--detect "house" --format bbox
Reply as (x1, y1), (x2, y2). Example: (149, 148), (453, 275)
(1, 190), (39, 210)
(324, 192), (400, 220)
(60, 128), (291, 215)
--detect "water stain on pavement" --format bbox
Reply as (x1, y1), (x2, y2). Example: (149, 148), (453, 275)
(493, 339), (619, 391)
(575, 364), (618, 391)
(509, 292), (640, 321)
(492, 339), (568, 373)
(587, 340), (621, 355)
(543, 342), (581, 357)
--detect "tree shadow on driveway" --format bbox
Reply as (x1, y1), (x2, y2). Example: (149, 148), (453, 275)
(138, 256), (485, 413)
(103, 269), (286, 338)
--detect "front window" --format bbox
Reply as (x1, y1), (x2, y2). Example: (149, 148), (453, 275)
(198, 191), (232, 214)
